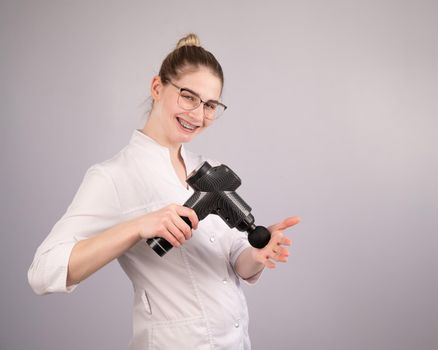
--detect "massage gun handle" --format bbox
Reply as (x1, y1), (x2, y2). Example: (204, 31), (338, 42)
(146, 216), (192, 256)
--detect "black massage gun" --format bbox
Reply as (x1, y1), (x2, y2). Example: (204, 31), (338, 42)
(147, 161), (271, 256)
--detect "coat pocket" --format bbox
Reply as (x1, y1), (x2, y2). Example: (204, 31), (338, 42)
(141, 289), (152, 315)
(151, 316), (211, 350)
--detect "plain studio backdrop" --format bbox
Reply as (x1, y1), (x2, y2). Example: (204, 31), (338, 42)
(1, 1), (437, 349)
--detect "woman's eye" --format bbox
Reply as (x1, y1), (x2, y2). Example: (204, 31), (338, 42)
(205, 102), (217, 110)
(181, 93), (195, 101)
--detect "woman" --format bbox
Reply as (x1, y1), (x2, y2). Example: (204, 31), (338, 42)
(28, 33), (300, 349)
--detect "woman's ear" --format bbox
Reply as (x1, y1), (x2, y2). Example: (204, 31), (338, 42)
(150, 75), (163, 101)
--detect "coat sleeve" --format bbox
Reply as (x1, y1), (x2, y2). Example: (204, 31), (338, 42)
(229, 229), (264, 285)
(27, 165), (121, 295)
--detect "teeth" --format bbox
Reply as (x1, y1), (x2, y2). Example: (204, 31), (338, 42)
(178, 118), (196, 130)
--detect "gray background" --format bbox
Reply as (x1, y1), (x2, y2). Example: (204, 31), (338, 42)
(1, 0), (437, 349)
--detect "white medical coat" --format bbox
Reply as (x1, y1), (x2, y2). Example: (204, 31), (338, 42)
(28, 130), (262, 349)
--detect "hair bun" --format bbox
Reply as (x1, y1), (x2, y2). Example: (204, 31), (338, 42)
(176, 33), (201, 49)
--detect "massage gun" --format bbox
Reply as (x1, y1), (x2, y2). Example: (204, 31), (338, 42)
(146, 161), (271, 256)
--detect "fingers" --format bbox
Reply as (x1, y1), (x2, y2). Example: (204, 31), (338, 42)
(167, 219), (188, 246)
(254, 244), (290, 269)
(252, 216), (299, 268)
(251, 230), (292, 264)
(174, 205), (199, 230)
(262, 252), (289, 268)
(157, 225), (182, 248)
(269, 230), (292, 247)
(278, 235), (292, 246)
(158, 205), (198, 247)
(268, 216), (300, 233)
(274, 246), (289, 257)
(171, 212), (193, 241)
(270, 245), (289, 261)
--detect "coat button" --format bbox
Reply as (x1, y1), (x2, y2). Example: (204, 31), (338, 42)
(210, 236), (215, 243)
(234, 321), (240, 328)
(222, 278), (228, 284)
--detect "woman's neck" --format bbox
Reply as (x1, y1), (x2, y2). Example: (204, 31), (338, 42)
(140, 124), (181, 160)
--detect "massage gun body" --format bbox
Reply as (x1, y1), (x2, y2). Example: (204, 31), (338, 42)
(183, 164), (256, 231)
(147, 162), (270, 256)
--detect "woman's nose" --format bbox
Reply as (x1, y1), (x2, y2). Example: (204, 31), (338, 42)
(188, 104), (205, 122)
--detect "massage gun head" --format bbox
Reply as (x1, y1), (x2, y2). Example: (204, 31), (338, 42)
(247, 224), (272, 249)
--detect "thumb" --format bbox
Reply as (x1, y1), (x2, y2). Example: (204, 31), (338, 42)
(268, 216), (301, 232)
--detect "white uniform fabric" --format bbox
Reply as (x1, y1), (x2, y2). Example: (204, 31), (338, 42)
(28, 129), (263, 349)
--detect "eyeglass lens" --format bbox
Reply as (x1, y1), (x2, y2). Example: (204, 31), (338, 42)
(179, 90), (224, 119)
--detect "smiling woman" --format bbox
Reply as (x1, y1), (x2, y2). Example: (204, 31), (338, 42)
(144, 66), (222, 149)
(27, 33), (299, 350)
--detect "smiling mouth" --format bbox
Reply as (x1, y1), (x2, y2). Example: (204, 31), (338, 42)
(176, 117), (199, 131)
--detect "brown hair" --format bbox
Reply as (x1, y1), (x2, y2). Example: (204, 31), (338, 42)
(158, 33), (224, 89)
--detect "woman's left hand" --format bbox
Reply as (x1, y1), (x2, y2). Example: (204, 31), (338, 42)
(251, 216), (300, 269)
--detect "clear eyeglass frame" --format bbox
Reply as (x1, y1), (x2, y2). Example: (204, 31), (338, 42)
(169, 81), (227, 120)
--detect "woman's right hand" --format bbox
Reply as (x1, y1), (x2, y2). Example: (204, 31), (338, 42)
(134, 204), (199, 247)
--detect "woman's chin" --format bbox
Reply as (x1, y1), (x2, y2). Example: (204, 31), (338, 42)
(176, 131), (200, 143)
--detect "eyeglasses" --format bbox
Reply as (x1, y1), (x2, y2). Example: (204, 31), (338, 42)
(169, 81), (227, 120)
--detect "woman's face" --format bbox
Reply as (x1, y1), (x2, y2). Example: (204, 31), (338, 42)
(149, 66), (223, 146)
